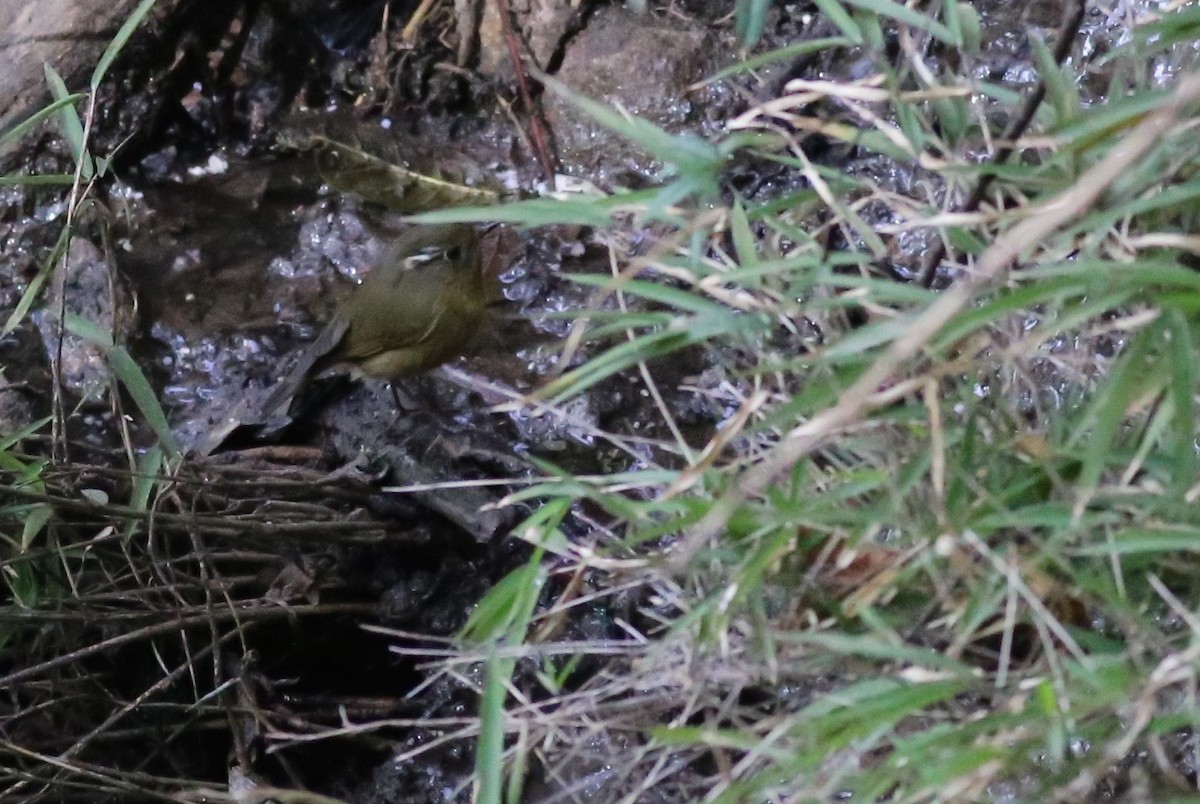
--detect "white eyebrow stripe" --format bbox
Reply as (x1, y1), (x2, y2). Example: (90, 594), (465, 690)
(401, 245), (444, 271)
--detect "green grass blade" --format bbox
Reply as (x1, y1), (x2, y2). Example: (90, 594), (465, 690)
(42, 63), (93, 179)
(0, 94), (87, 148)
(735, 0), (770, 48)
(123, 445), (163, 541)
(0, 174), (82, 186)
(91, 0), (157, 90)
(840, 0), (958, 45)
(474, 645), (510, 804)
(63, 314), (180, 457)
(811, 0), (864, 43)
(2, 225), (68, 337)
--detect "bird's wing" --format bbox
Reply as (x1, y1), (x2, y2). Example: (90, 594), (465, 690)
(301, 313), (353, 369)
(336, 267), (448, 360)
(260, 313), (352, 421)
(339, 303), (446, 361)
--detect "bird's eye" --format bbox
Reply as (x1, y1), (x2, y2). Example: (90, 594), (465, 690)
(444, 246), (462, 261)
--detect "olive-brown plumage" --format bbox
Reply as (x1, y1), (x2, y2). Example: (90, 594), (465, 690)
(262, 223), (484, 419)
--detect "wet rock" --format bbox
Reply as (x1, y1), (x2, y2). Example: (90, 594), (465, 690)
(477, 0), (583, 77)
(545, 5), (713, 180)
(0, 0), (184, 165)
(35, 236), (134, 399)
(0, 378), (37, 438)
(0, 319), (46, 437)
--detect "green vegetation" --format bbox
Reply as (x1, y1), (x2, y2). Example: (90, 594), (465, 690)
(0, 0), (171, 641)
(4, 0), (1200, 800)
(430, 2), (1200, 801)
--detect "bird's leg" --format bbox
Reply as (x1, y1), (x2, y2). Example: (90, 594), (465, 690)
(389, 382), (423, 413)
(388, 374), (477, 435)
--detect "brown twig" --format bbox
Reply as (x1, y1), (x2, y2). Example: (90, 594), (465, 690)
(0, 484), (391, 539)
(916, 0), (1087, 287)
(401, 0), (435, 42)
(58, 627), (242, 765)
(0, 740), (181, 802)
(0, 603), (374, 690)
(494, 0), (558, 185)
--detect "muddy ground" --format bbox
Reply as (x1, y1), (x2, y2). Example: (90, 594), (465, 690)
(0, 0), (1155, 801)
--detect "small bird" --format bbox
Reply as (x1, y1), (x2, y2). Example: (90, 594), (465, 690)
(261, 223), (485, 421)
